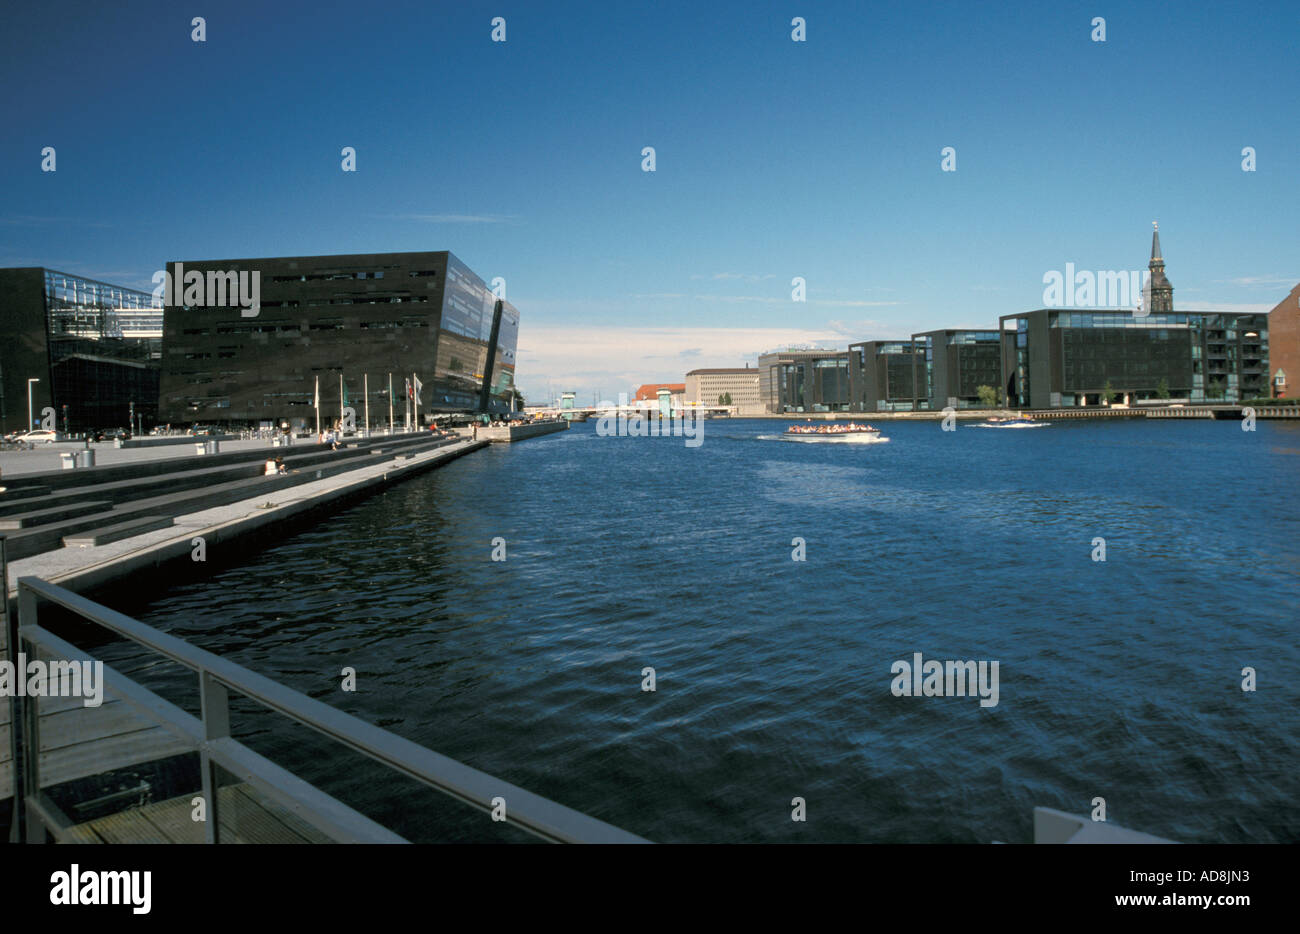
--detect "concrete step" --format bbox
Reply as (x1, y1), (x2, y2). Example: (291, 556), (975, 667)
(0, 434), (440, 493)
(64, 515), (175, 547)
(1, 439), (452, 560)
(2, 434), (443, 511)
(0, 500), (113, 530)
(0, 485), (51, 499)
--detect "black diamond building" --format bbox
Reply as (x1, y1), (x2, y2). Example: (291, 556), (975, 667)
(158, 251), (519, 428)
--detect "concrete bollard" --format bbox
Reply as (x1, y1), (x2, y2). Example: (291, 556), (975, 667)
(60, 452), (78, 470)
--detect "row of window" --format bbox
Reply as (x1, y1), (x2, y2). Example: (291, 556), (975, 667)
(178, 318), (433, 337)
(267, 269), (430, 283)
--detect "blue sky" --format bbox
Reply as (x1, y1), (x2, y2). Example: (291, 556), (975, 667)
(2, 0), (1296, 401)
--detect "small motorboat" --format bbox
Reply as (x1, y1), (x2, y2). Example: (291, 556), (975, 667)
(978, 413), (1047, 428)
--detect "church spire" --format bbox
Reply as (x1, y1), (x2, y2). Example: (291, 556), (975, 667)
(1143, 221), (1173, 312)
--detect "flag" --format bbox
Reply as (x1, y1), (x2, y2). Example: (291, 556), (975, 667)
(412, 375), (423, 404)
(342, 379), (348, 406)
(405, 377), (412, 400)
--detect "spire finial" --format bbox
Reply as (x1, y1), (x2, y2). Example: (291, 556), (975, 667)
(1153, 221), (1158, 231)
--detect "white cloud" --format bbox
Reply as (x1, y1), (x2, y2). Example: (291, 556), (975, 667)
(1213, 276), (1299, 288)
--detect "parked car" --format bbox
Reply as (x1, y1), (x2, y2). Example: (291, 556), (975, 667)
(188, 424), (216, 436)
(14, 430), (59, 444)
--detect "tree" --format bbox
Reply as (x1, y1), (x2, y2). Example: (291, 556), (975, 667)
(1156, 377), (1170, 399)
(717, 393), (733, 406)
(976, 385), (998, 407)
(1102, 379), (1115, 404)
(509, 388), (526, 408)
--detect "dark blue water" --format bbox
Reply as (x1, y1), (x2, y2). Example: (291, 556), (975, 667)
(92, 418), (1300, 842)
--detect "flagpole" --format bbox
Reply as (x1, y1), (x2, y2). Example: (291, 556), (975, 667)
(314, 375), (320, 437)
(339, 372), (344, 431)
(364, 374), (370, 437)
(388, 373), (394, 435)
(413, 372), (419, 430)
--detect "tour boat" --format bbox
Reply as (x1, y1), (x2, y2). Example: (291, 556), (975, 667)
(780, 422), (886, 443)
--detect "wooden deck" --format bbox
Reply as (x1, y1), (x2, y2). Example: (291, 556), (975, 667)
(1, 643), (193, 804)
(61, 783), (335, 843)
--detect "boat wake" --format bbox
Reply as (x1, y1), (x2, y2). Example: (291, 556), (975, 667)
(759, 433), (891, 444)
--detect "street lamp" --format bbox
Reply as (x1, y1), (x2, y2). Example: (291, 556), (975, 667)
(27, 378), (39, 433)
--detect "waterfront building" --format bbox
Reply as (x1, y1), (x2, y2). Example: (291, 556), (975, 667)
(1265, 282), (1300, 398)
(684, 367), (762, 414)
(909, 329), (1002, 410)
(1000, 229), (1270, 407)
(632, 383), (685, 403)
(758, 350), (849, 413)
(0, 267), (162, 434)
(999, 309), (1270, 408)
(847, 341), (918, 412)
(157, 251), (518, 427)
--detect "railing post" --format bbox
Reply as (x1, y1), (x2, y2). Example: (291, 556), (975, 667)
(16, 579), (45, 842)
(1, 536), (18, 844)
(199, 670), (230, 843)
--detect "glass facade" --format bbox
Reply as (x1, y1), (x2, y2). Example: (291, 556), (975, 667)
(999, 309), (1270, 407)
(846, 341), (918, 412)
(437, 256), (517, 410)
(0, 268), (162, 433)
(909, 330), (1000, 409)
(758, 351), (849, 412)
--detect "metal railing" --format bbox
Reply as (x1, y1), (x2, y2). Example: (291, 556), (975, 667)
(6, 571), (648, 844)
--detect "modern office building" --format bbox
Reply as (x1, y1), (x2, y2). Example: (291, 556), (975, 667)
(910, 329), (1002, 409)
(157, 251), (518, 427)
(847, 341), (918, 412)
(999, 310), (1270, 407)
(1266, 282), (1299, 398)
(684, 367), (762, 414)
(0, 267), (163, 434)
(758, 350), (849, 413)
(999, 231), (1269, 407)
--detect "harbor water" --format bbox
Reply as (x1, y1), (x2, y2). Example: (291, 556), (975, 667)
(90, 418), (1300, 842)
